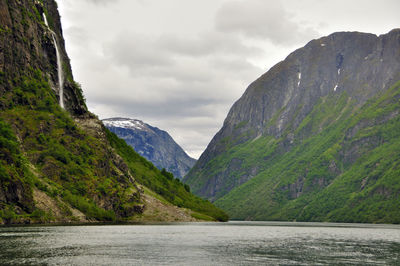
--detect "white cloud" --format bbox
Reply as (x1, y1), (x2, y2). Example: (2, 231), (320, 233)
(84, 0), (120, 5)
(215, 0), (319, 46)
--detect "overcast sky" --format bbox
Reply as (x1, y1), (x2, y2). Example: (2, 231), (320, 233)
(58, 0), (400, 159)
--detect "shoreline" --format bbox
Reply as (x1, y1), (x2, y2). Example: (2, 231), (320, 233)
(2, 220), (400, 229)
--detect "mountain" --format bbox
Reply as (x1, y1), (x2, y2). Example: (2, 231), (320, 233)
(0, 0), (227, 224)
(103, 117), (196, 179)
(184, 29), (400, 223)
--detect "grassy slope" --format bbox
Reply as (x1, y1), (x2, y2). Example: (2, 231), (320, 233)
(213, 81), (400, 223)
(0, 71), (137, 222)
(106, 129), (229, 221)
(0, 118), (36, 222)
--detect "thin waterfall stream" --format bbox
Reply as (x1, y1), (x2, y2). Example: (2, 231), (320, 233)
(43, 13), (64, 108)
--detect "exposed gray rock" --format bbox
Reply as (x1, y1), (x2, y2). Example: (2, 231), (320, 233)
(103, 117), (196, 179)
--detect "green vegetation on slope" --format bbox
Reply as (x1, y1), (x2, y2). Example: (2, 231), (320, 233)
(0, 69), (141, 223)
(212, 82), (400, 223)
(0, 118), (36, 223)
(105, 129), (229, 222)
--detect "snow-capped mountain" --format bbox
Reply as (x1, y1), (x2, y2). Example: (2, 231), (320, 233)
(103, 118), (196, 179)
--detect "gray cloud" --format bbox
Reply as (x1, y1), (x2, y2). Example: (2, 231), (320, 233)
(84, 0), (120, 5)
(215, 0), (319, 46)
(104, 33), (175, 69)
(64, 26), (89, 45)
(58, 0), (399, 158)
(104, 32), (262, 71)
(87, 32), (261, 158)
(58, 0), (267, 157)
(158, 32), (262, 57)
(79, 28), (263, 158)
(102, 31), (262, 91)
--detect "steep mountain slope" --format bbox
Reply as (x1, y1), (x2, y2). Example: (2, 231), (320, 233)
(0, 0), (227, 223)
(103, 117), (196, 179)
(184, 29), (400, 223)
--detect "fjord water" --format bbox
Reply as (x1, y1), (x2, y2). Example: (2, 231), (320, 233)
(1, 222), (399, 265)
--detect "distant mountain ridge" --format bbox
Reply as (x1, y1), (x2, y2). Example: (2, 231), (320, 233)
(103, 117), (196, 179)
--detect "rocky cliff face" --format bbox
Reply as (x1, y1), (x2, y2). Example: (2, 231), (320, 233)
(103, 118), (196, 179)
(0, 0), (87, 115)
(185, 29), (400, 223)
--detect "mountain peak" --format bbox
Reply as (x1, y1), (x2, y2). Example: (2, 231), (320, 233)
(103, 117), (196, 179)
(103, 117), (152, 133)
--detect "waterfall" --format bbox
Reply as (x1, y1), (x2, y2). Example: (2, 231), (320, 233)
(43, 13), (64, 108)
(297, 72), (301, 87)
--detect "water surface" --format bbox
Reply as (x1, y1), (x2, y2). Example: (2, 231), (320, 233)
(0, 221), (399, 265)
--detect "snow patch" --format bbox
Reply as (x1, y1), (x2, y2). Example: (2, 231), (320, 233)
(334, 84), (338, 91)
(103, 119), (148, 131)
(337, 68), (341, 75)
(321, 43), (326, 47)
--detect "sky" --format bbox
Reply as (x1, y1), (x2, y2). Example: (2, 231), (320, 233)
(57, 0), (400, 159)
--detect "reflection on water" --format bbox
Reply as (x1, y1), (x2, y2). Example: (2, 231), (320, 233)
(0, 221), (399, 265)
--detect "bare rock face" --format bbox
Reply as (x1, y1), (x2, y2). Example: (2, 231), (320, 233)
(185, 29), (400, 204)
(103, 118), (196, 179)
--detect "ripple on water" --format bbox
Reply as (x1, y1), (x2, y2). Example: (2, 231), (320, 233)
(0, 222), (399, 265)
